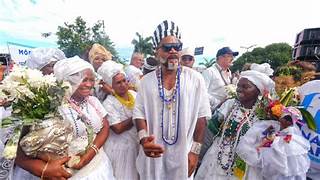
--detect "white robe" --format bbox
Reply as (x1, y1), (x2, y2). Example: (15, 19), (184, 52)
(103, 90), (139, 180)
(13, 96), (115, 180)
(236, 120), (310, 180)
(133, 67), (211, 180)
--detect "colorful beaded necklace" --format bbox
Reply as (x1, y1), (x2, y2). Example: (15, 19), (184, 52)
(157, 66), (181, 145)
(217, 100), (258, 176)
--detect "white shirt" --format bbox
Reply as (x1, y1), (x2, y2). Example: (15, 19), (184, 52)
(133, 67), (211, 180)
(202, 63), (232, 110)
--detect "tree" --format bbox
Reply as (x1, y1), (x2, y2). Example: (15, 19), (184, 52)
(56, 16), (118, 58)
(199, 57), (216, 68)
(131, 32), (154, 56)
(231, 43), (292, 72)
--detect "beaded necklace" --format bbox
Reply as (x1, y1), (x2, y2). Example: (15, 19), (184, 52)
(114, 91), (135, 110)
(157, 66), (181, 145)
(217, 100), (257, 175)
(67, 97), (104, 136)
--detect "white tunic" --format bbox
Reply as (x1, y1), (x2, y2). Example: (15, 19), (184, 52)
(103, 90), (139, 180)
(202, 63), (232, 110)
(13, 96), (115, 180)
(133, 67), (211, 180)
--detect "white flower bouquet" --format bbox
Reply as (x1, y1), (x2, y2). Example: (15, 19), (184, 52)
(0, 65), (72, 160)
(225, 84), (237, 99)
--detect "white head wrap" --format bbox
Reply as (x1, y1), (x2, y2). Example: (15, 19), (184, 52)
(97, 61), (125, 85)
(27, 48), (65, 70)
(250, 63), (274, 76)
(54, 56), (94, 93)
(240, 70), (275, 94)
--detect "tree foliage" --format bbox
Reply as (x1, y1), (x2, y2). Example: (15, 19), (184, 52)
(131, 32), (154, 56)
(56, 16), (118, 58)
(199, 57), (216, 68)
(231, 43), (292, 72)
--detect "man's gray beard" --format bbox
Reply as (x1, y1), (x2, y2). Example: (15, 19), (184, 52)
(158, 57), (178, 70)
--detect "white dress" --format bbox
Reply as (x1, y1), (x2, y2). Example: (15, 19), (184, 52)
(102, 90), (139, 180)
(13, 96), (115, 180)
(133, 67), (211, 180)
(195, 99), (260, 180)
(236, 120), (310, 180)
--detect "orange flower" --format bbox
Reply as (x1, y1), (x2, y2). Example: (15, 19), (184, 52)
(271, 103), (285, 118)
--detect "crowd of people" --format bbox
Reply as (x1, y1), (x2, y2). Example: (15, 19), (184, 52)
(0, 19), (318, 180)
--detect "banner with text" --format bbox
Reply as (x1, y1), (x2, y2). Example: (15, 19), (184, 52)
(7, 42), (34, 66)
(298, 80), (320, 170)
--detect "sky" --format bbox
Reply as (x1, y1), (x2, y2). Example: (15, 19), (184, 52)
(0, 0), (320, 65)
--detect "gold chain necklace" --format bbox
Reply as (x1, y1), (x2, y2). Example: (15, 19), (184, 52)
(114, 91), (135, 110)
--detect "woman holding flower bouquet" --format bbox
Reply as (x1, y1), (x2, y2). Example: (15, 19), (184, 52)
(13, 56), (115, 179)
(195, 69), (275, 180)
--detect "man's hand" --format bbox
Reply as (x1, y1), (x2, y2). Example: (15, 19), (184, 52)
(188, 152), (199, 177)
(141, 135), (165, 158)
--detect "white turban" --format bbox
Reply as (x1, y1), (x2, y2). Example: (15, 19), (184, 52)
(54, 56), (94, 93)
(250, 63), (274, 76)
(27, 48), (65, 70)
(240, 70), (275, 94)
(97, 61), (125, 85)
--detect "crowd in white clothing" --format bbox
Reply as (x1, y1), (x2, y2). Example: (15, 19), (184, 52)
(0, 19), (318, 180)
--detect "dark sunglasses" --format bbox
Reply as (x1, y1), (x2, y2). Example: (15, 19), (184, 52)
(181, 55), (194, 61)
(160, 43), (183, 52)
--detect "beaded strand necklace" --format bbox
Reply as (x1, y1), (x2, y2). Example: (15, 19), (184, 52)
(216, 100), (257, 175)
(157, 66), (181, 145)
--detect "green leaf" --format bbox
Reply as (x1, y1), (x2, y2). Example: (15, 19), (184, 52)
(299, 108), (316, 131)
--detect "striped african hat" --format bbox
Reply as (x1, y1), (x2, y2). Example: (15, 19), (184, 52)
(152, 20), (181, 48)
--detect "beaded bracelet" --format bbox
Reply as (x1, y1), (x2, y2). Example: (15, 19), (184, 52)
(40, 161), (49, 180)
(90, 144), (99, 154)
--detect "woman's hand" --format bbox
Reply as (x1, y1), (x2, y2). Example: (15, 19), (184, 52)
(71, 148), (95, 170)
(43, 157), (72, 179)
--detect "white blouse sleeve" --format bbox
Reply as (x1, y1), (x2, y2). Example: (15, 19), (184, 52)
(102, 97), (122, 126)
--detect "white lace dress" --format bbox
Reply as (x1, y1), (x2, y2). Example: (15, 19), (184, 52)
(103, 90), (139, 180)
(13, 96), (115, 180)
(236, 120), (310, 180)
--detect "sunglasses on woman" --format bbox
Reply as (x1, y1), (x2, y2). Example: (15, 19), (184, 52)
(160, 43), (183, 52)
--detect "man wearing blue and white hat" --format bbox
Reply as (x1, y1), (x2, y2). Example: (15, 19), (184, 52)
(133, 20), (211, 180)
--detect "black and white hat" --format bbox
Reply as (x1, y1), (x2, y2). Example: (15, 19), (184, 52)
(152, 20), (181, 48)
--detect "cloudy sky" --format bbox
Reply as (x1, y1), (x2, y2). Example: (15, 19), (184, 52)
(0, 0), (319, 64)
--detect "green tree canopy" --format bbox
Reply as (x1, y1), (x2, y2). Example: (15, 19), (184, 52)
(131, 32), (154, 57)
(231, 43), (292, 72)
(56, 16), (118, 59)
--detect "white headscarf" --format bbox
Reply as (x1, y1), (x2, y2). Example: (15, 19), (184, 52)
(97, 61), (125, 85)
(27, 48), (65, 70)
(250, 63), (274, 76)
(54, 56), (94, 93)
(240, 70), (275, 94)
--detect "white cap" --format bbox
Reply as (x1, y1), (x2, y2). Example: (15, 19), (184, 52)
(181, 47), (195, 58)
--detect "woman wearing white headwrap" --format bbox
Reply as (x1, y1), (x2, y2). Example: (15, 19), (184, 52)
(14, 56), (115, 180)
(27, 47), (66, 75)
(195, 70), (275, 180)
(98, 61), (139, 180)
